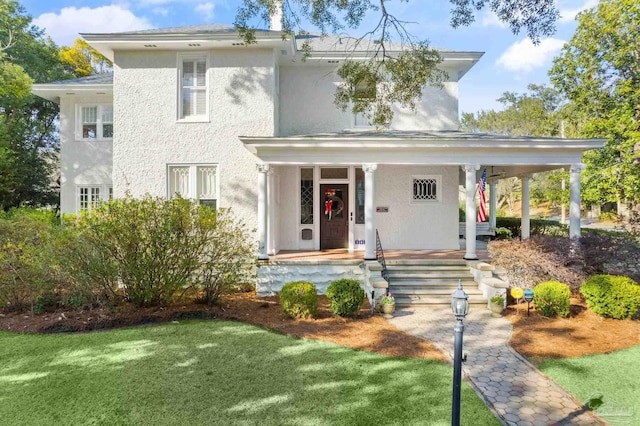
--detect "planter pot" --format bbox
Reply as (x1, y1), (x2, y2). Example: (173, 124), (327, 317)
(382, 303), (395, 318)
(489, 302), (504, 317)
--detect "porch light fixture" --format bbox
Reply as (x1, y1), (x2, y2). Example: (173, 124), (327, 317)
(451, 280), (469, 426)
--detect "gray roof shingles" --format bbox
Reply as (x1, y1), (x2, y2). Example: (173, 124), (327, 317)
(46, 73), (113, 85)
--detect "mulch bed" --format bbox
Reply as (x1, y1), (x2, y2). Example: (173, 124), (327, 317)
(3, 291), (639, 364)
(505, 296), (640, 365)
(0, 292), (447, 362)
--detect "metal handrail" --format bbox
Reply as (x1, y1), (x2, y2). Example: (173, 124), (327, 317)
(375, 229), (390, 291)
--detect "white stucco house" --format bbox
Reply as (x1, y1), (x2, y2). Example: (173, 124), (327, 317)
(32, 22), (604, 303)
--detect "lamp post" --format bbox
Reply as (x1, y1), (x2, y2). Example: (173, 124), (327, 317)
(451, 280), (469, 426)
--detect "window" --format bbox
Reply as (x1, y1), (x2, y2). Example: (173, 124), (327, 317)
(353, 79), (376, 128)
(355, 167), (365, 224)
(412, 176), (441, 202)
(179, 55), (208, 120)
(168, 164), (218, 208)
(77, 105), (113, 140)
(300, 167), (313, 224)
(320, 167), (348, 180)
(77, 185), (109, 212)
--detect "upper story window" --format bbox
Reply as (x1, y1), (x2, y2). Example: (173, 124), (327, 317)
(178, 54), (208, 121)
(77, 104), (113, 140)
(168, 164), (218, 209)
(352, 79), (376, 129)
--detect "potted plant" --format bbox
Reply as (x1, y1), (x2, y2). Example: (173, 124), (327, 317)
(380, 293), (395, 318)
(489, 295), (505, 317)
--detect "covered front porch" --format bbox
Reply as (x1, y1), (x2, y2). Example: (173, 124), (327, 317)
(242, 130), (605, 262)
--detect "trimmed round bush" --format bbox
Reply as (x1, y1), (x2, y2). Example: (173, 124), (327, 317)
(580, 275), (640, 319)
(326, 279), (364, 317)
(280, 281), (318, 319)
(533, 281), (571, 318)
(495, 227), (512, 240)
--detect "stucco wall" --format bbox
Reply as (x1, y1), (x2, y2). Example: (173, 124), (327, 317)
(278, 65), (459, 136)
(112, 49), (277, 230)
(59, 95), (113, 215)
(375, 165), (460, 249)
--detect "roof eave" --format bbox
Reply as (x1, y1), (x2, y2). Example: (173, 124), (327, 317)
(31, 84), (113, 103)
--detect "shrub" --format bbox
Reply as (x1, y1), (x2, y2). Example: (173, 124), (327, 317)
(0, 216), (66, 312)
(495, 227), (512, 240)
(70, 195), (254, 307)
(580, 275), (640, 319)
(533, 281), (571, 318)
(326, 279), (364, 317)
(495, 217), (567, 238)
(280, 281), (318, 318)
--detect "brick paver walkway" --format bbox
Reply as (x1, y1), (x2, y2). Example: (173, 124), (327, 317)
(389, 306), (607, 426)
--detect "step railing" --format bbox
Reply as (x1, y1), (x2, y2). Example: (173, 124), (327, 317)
(375, 229), (390, 292)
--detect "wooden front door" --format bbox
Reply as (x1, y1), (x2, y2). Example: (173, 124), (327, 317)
(320, 184), (349, 249)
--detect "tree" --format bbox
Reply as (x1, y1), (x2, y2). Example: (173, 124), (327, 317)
(235, 0), (560, 127)
(549, 0), (640, 207)
(0, 0), (68, 210)
(60, 38), (112, 77)
(461, 85), (570, 209)
(461, 84), (563, 137)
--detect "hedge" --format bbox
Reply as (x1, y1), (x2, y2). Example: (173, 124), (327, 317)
(580, 275), (640, 319)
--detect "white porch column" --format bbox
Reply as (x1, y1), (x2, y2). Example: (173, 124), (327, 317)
(569, 164), (585, 239)
(489, 181), (497, 229)
(257, 163), (269, 260)
(363, 163), (377, 260)
(521, 175), (531, 240)
(464, 164), (480, 260)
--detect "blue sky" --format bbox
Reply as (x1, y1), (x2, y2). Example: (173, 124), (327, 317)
(22, 0), (598, 114)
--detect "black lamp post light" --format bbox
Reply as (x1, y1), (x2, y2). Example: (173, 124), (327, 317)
(451, 280), (469, 426)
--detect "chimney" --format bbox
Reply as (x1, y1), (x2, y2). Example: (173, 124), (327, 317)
(270, 1), (283, 31)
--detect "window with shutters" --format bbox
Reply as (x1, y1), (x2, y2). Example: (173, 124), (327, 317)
(412, 175), (441, 202)
(76, 104), (113, 140)
(178, 54), (208, 121)
(168, 164), (218, 208)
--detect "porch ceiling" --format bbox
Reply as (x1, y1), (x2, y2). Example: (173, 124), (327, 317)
(240, 130), (605, 166)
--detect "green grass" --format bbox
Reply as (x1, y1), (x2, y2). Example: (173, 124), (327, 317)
(540, 344), (640, 424)
(0, 321), (499, 426)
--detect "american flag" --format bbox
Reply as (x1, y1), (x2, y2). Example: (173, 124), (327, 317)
(477, 168), (487, 223)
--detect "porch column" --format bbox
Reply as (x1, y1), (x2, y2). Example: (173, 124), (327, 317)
(521, 175), (531, 240)
(464, 164), (480, 260)
(363, 163), (377, 260)
(569, 164), (585, 239)
(489, 181), (497, 229)
(257, 163), (269, 260)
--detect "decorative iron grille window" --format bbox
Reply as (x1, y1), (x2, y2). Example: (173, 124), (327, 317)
(168, 164), (218, 208)
(300, 167), (313, 224)
(413, 176), (439, 201)
(355, 167), (365, 224)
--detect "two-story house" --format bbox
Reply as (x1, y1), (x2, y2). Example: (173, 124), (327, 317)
(33, 23), (604, 302)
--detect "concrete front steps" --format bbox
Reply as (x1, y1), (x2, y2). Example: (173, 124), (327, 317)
(386, 259), (487, 306)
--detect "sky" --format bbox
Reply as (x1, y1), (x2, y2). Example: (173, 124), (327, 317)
(20, 0), (599, 114)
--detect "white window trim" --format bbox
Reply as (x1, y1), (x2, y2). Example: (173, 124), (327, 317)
(76, 184), (112, 213)
(166, 163), (219, 206)
(177, 52), (210, 123)
(411, 175), (442, 203)
(75, 104), (113, 141)
(352, 111), (374, 129)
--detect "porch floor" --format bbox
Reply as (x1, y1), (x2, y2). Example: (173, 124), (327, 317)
(271, 248), (489, 261)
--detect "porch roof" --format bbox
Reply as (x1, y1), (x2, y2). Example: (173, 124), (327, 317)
(240, 130), (605, 168)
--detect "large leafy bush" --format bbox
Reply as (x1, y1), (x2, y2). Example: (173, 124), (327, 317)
(0, 215), (66, 311)
(280, 281), (318, 318)
(533, 281), (571, 318)
(326, 279), (364, 317)
(580, 275), (640, 319)
(71, 195), (254, 307)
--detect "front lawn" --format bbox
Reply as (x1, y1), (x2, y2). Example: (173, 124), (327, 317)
(539, 344), (640, 425)
(0, 321), (499, 425)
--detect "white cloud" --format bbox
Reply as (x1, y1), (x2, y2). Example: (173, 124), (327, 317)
(34, 5), (153, 46)
(496, 38), (566, 73)
(195, 2), (215, 20)
(152, 7), (170, 16)
(481, 11), (508, 28)
(558, 0), (599, 22)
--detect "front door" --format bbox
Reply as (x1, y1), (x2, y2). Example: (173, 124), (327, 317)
(320, 184), (349, 249)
